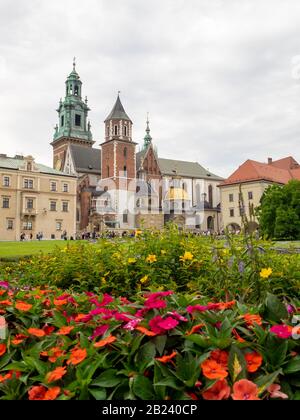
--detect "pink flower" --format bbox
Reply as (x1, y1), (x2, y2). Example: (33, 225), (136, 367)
(100, 294), (114, 306)
(0, 282), (9, 289)
(167, 311), (188, 322)
(135, 308), (148, 318)
(267, 384), (288, 399)
(90, 325), (109, 340)
(145, 299), (167, 310)
(89, 308), (107, 316)
(120, 297), (131, 304)
(149, 316), (166, 334)
(56, 294), (70, 300)
(187, 303), (221, 313)
(157, 317), (179, 331)
(123, 319), (141, 330)
(85, 291), (95, 297)
(270, 325), (292, 339)
(114, 313), (132, 322)
(80, 314), (93, 323)
(145, 291), (173, 300)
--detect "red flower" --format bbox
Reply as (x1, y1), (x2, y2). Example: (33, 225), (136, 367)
(201, 359), (228, 380)
(46, 366), (67, 383)
(210, 349), (229, 369)
(242, 314), (262, 326)
(232, 379), (260, 400)
(28, 386), (61, 400)
(202, 379), (231, 400)
(12, 334), (28, 345)
(28, 328), (46, 337)
(245, 352), (263, 373)
(0, 343), (6, 356)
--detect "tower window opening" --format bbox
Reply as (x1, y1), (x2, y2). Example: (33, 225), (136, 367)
(114, 125), (118, 136)
(61, 115), (64, 127)
(107, 126), (110, 137)
(74, 85), (79, 95)
(75, 114), (81, 127)
(107, 166), (110, 177)
(69, 85), (73, 95)
(124, 125), (127, 136)
(123, 166), (127, 177)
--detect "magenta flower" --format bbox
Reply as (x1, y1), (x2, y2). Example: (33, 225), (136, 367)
(287, 304), (295, 314)
(167, 311), (188, 322)
(149, 315), (166, 334)
(157, 316), (179, 331)
(90, 325), (109, 340)
(145, 299), (167, 310)
(187, 303), (219, 313)
(114, 312), (132, 322)
(0, 281), (9, 289)
(270, 325), (292, 339)
(123, 319), (141, 330)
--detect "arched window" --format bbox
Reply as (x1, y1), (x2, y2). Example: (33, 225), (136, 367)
(27, 162), (32, 171)
(123, 166), (127, 177)
(114, 125), (118, 136)
(208, 185), (213, 208)
(124, 125), (127, 136)
(124, 147), (127, 158)
(69, 85), (73, 95)
(74, 85), (79, 95)
(207, 216), (214, 231)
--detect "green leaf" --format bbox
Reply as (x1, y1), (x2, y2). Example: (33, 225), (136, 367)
(228, 345), (247, 382)
(185, 335), (210, 348)
(153, 335), (167, 356)
(284, 356), (300, 374)
(133, 375), (155, 400)
(264, 334), (288, 370)
(174, 353), (200, 387)
(2, 361), (29, 372)
(265, 293), (288, 322)
(254, 370), (282, 395)
(135, 342), (156, 372)
(52, 310), (67, 327)
(88, 388), (107, 400)
(91, 369), (121, 388)
(155, 377), (184, 391)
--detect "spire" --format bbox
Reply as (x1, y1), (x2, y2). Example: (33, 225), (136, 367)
(143, 113), (152, 150)
(104, 93), (132, 122)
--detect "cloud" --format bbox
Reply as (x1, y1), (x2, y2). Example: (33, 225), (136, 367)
(0, 0), (300, 177)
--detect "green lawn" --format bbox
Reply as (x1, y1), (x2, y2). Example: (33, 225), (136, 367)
(0, 240), (83, 259)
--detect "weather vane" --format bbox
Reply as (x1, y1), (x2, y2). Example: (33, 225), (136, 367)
(73, 57), (76, 70)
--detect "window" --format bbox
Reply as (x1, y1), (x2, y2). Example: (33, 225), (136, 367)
(124, 126), (127, 136)
(3, 176), (10, 187)
(27, 162), (32, 171)
(123, 166), (127, 177)
(75, 114), (81, 127)
(124, 147), (127, 158)
(104, 200), (108, 207)
(230, 209), (234, 217)
(23, 221), (33, 230)
(2, 197), (9, 208)
(24, 179), (33, 189)
(7, 219), (13, 230)
(107, 166), (110, 177)
(136, 199), (141, 208)
(50, 201), (57, 211)
(61, 115), (64, 127)
(56, 222), (62, 231)
(182, 182), (187, 191)
(107, 126), (110, 137)
(208, 185), (213, 207)
(74, 85), (79, 95)
(26, 199), (34, 210)
(248, 191), (253, 200)
(62, 202), (69, 212)
(63, 183), (69, 193)
(114, 125), (118, 136)
(182, 202), (185, 209)
(240, 206), (245, 216)
(123, 211), (128, 224)
(50, 182), (57, 192)
(229, 194), (234, 202)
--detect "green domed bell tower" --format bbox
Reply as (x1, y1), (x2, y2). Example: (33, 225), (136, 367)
(51, 59), (94, 171)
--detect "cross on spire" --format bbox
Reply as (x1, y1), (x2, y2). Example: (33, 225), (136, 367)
(73, 57), (76, 71)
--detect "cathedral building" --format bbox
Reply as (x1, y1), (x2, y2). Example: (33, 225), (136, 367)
(51, 63), (223, 233)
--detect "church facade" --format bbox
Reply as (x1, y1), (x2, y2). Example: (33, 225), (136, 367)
(51, 64), (224, 233)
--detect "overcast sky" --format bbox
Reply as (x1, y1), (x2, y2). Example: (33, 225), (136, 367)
(1, 0), (300, 177)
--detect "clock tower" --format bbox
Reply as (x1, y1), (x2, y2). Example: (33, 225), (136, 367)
(51, 59), (94, 171)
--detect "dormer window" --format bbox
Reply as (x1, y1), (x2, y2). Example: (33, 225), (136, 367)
(27, 162), (32, 171)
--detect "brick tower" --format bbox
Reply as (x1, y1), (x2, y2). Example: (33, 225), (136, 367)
(100, 94), (137, 228)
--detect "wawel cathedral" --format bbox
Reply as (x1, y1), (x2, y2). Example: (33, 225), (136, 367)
(51, 63), (223, 233)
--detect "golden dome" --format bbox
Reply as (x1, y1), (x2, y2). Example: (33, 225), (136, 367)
(165, 188), (189, 200)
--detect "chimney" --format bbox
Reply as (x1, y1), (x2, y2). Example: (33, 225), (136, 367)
(268, 158), (273, 165)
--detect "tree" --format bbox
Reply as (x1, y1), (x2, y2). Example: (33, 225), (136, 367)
(257, 180), (300, 240)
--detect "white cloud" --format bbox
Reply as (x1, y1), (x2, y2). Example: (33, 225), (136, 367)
(0, 0), (300, 177)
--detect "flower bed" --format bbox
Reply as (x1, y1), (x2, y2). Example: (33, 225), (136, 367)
(1, 281), (300, 400)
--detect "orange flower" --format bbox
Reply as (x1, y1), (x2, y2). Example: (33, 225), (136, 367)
(15, 301), (33, 312)
(94, 335), (117, 348)
(44, 386), (61, 400)
(28, 386), (47, 400)
(0, 343), (6, 356)
(216, 300), (236, 310)
(135, 326), (157, 336)
(0, 372), (11, 383)
(232, 379), (260, 400)
(210, 349), (229, 369)
(0, 300), (13, 306)
(12, 334), (28, 345)
(48, 347), (65, 363)
(28, 328), (46, 337)
(242, 314), (262, 327)
(156, 352), (177, 363)
(74, 313), (87, 322)
(67, 347), (87, 366)
(53, 299), (68, 306)
(201, 359), (228, 380)
(245, 352), (263, 373)
(202, 379), (231, 400)
(0, 290), (6, 296)
(56, 326), (74, 335)
(46, 366), (67, 383)
(186, 324), (205, 336)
